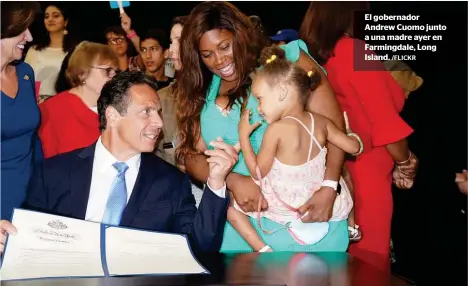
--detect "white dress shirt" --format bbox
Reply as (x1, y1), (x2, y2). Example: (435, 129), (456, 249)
(85, 137), (226, 223)
(85, 137), (141, 223)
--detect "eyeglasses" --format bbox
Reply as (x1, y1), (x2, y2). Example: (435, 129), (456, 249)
(107, 37), (126, 45)
(91, 66), (119, 78)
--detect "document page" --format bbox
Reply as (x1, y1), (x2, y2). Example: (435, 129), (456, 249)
(105, 227), (207, 275)
(0, 209), (104, 281)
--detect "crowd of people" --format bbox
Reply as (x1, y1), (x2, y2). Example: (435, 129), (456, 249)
(0, 1), (465, 276)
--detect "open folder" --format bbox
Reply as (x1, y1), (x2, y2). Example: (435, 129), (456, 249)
(0, 209), (208, 281)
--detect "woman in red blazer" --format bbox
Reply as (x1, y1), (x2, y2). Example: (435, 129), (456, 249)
(39, 41), (119, 158)
(299, 2), (419, 271)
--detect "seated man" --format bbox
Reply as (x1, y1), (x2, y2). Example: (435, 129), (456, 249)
(0, 72), (239, 254)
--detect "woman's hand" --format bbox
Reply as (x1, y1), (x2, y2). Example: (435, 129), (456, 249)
(298, 187), (337, 222)
(120, 13), (132, 33)
(393, 152), (418, 189)
(228, 174), (268, 213)
(393, 168), (415, 189)
(396, 151), (419, 178)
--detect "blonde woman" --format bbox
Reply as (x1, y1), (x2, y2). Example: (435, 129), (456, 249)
(39, 41), (119, 158)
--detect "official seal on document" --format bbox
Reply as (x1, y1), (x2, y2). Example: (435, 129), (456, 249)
(47, 220), (68, 230)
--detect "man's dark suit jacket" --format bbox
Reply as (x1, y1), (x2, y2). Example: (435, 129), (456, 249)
(23, 143), (229, 252)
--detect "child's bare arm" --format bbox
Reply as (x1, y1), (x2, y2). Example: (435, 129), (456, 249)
(239, 109), (280, 180)
(254, 125), (281, 179)
(324, 116), (361, 155)
(227, 207), (267, 251)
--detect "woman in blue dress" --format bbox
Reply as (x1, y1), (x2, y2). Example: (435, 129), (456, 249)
(175, 2), (349, 252)
(1, 2), (43, 220)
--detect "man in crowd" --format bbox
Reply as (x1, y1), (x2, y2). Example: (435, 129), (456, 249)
(139, 29), (172, 89)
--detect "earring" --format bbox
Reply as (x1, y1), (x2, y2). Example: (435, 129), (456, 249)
(63, 29), (68, 35)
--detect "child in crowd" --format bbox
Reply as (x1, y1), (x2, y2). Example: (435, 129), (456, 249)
(229, 45), (364, 252)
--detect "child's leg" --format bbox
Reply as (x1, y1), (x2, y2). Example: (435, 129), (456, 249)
(227, 206), (271, 252)
(343, 166), (361, 241)
(348, 203), (362, 242)
(348, 207), (356, 227)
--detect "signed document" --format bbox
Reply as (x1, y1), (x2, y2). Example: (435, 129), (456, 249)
(0, 209), (103, 281)
(1, 209), (207, 281)
(105, 227), (207, 275)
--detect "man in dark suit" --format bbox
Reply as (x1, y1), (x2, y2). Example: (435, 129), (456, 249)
(0, 72), (239, 254)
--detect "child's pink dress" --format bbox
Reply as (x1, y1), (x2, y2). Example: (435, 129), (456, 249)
(234, 113), (353, 242)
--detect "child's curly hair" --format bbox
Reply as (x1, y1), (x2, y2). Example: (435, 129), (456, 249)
(256, 45), (321, 105)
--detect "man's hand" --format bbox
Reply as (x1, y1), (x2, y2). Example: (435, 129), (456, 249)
(229, 175), (268, 212)
(0, 220), (17, 255)
(298, 187), (337, 222)
(455, 170), (468, 196)
(204, 138), (241, 189)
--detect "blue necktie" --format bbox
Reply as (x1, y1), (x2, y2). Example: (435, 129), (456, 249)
(102, 162), (129, 225)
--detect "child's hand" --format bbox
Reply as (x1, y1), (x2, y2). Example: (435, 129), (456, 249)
(344, 111), (353, 133)
(239, 109), (262, 138)
(344, 111), (364, 156)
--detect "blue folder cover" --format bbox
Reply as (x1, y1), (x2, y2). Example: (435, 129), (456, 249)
(109, 1), (130, 9)
(0, 208), (209, 282)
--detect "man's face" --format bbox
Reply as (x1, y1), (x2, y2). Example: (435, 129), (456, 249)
(140, 38), (165, 73)
(111, 84), (163, 154)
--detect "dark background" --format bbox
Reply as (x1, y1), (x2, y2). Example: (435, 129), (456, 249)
(30, 1), (467, 285)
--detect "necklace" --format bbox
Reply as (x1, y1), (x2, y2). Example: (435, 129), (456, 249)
(216, 104), (231, 117)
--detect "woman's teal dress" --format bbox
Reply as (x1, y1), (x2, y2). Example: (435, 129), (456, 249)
(200, 40), (349, 252)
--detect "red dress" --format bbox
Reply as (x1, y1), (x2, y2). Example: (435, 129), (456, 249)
(324, 36), (413, 270)
(39, 91), (100, 159)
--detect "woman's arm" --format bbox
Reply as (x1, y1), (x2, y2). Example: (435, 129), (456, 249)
(341, 39), (413, 158)
(183, 133), (251, 192)
(295, 50), (345, 222)
(297, 51), (346, 184)
(184, 135), (210, 183)
(121, 13), (140, 52)
(350, 67), (413, 162)
(386, 139), (411, 163)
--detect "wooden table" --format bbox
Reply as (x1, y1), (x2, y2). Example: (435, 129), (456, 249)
(2, 252), (414, 286)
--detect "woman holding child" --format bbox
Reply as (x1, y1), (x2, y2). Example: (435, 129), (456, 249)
(176, 1), (358, 252)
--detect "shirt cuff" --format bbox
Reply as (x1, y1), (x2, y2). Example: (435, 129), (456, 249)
(206, 181), (227, 198)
